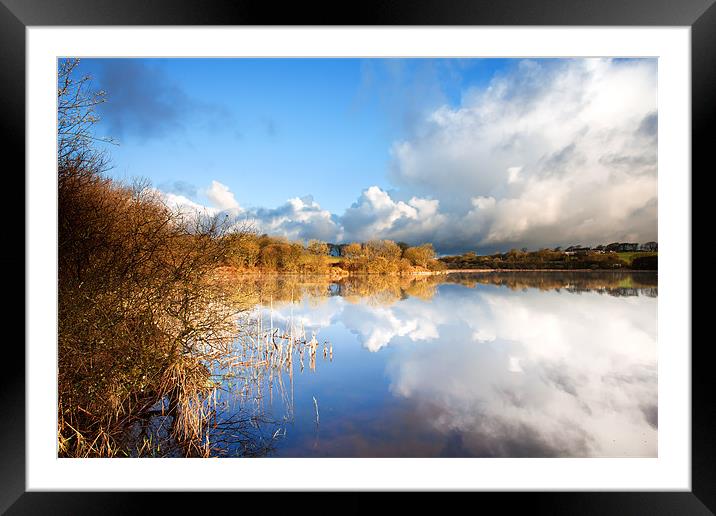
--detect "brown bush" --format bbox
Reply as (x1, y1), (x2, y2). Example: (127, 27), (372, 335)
(58, 166), (240, 456)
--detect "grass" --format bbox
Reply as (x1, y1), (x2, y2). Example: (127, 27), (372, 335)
(616, 251), (658, 265)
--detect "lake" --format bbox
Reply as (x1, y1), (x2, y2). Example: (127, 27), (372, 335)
(210, 271), (658, 458)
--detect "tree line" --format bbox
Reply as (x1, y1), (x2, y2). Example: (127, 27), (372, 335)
(439, 247), (657, 270)
(221, 234), (446, 275)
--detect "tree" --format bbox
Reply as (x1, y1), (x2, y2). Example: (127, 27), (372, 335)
(225, 232), (261, 268)
(403, 244), (436, 268)
(283, 243), (304, 271)
(307, 239), (329, 256)
(260, 244), (282, 270)
(57, 58), (115, 178)
(506, 248), (526, 262)
(342, 242), (364, 260)
(364, 240), (402, 261)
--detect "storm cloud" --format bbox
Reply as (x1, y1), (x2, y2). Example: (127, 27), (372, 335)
(385, 58), (658, 251)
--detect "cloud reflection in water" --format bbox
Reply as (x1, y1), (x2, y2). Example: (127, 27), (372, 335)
(260, 276), (657, 457)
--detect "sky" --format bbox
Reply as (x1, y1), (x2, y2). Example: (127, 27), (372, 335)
(73, 57), (657, 254)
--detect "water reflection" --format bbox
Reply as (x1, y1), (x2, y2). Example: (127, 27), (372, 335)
(220, 272), (657, 457)
(231, 271), (657, 309)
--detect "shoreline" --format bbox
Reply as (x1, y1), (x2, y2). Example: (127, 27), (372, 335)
(214, 266), (657, 280)
(442, 268), (657, 274)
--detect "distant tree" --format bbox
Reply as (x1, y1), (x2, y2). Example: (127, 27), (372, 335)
(307, 239), (329, 256)
(364, 240), (402, 261)
(341, 242), (363, 260)
(506, 248), (527, 261)
(260, 244), (281, 269)
(403, 244), (436, 268)
(283, 243), (303, 271)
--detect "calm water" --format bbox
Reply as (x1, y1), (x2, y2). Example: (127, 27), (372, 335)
(213, 271), (657, 458)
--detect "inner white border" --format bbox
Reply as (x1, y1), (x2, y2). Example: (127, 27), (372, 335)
(27, 27), (691, 491)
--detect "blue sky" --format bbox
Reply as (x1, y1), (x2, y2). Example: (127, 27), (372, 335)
(81, 58), (511, 212)
(73, 57), (657, 253)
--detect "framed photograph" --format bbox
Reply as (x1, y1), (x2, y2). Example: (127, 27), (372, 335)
(5, 0), (710, 512)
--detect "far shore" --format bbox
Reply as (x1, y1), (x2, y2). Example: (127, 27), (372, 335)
(214, 267), (657, 281)
(441, 268), (657, 274)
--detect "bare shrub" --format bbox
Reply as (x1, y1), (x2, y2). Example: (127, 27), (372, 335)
(58, 166), (244, 456)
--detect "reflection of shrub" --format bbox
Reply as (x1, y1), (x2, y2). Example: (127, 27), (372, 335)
(631, 255), (658, 270)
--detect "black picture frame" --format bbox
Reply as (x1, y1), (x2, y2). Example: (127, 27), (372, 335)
(3, 0), (710, 513)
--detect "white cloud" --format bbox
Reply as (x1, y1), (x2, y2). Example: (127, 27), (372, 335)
(157, 190), (218, 217)
(472, 328), (496, 342)
(156, 182), (342, 242)
(154, 59), (657, 252)
(204, 180), (242, 212)
(248, 195), (343, 242)
(388, 58), (657, 251)
(340, 186), (447, 244)
(506, 166), (522, 184)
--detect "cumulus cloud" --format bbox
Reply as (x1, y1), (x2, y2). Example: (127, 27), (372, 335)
(157, 180), (437, 245)
(340, 186), (447, 244)
(248, 196), (342, 242)
(153, 59), (657, 252)
(387, 58), (658, 251)
(203, 180), (242, 213)
(155, 181), (341, 240)
(159, 190), (218, 218)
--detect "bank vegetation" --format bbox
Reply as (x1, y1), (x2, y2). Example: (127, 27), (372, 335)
(439, 248), (657, 271)
(58, 59), (256, 457)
